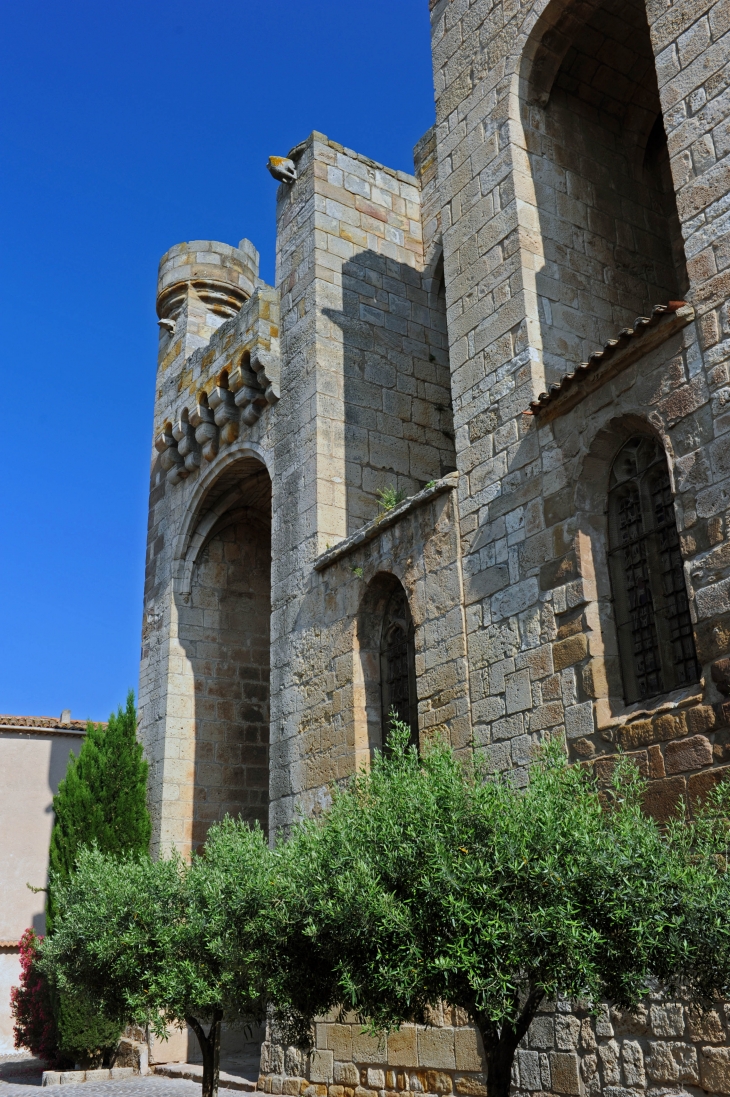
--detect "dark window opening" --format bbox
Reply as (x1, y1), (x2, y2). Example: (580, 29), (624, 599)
(380, 587), (418, 750)
(608, 436), (700, 704)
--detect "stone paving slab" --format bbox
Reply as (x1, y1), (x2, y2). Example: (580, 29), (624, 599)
(0, 1075), (202, 1097)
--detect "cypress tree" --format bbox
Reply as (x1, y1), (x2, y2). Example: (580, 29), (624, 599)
(47, 691), (150, 932)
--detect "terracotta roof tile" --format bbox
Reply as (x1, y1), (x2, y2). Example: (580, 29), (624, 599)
(0, 714), (93, 734)
(529, 302), (687, 415)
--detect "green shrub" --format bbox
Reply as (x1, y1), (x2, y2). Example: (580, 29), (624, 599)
(56, 991), (123, 1068)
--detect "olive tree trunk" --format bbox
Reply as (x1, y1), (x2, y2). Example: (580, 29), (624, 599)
(187, 1011), (223, 1097)
(474, 988), (544, 1097)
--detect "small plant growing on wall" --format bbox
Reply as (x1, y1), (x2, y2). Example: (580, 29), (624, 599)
(376, 485), (407, 512)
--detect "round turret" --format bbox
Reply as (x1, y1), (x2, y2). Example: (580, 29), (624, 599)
(156, 238), (260, 321)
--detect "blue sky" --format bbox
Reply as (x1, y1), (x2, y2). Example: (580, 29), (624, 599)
(0, 1), (435, 722)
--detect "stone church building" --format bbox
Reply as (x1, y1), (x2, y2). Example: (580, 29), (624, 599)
(139, 0), (730, 1092)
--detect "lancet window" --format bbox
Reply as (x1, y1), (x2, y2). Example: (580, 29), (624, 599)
(379, 586), (418, 750)
(608, 435), (699, 704)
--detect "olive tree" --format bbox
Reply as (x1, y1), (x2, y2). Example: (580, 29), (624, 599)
(270, 722), (730, 1097)
(40, 818), (273, 1097)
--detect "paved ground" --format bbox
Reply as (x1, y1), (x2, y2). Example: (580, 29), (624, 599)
(0, 1076), (203, 1097)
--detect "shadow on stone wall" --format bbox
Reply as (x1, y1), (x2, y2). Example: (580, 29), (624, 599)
(324, 249), (455, 536)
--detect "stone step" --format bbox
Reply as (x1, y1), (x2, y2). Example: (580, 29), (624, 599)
(153, 1062), (257, 1091)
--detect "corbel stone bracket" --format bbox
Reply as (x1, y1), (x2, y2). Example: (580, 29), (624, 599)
(208, 382), (239, 445)
(172, 413), (200, 474)
(189, 399), (219, 462)
(228, 344), (280, 426)
(155, 426), (188, 486)
(313, 472), (459, 572)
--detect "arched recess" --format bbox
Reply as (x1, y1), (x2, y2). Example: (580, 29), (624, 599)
(573, 415), (698, 719)
(175, 452), (272, 850)
(519, 0), (689, 385)
(355, 572), (419, 756)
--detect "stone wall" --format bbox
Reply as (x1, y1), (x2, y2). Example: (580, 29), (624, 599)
(179, 507), (271, 847)
(256, 994), (730, 1097)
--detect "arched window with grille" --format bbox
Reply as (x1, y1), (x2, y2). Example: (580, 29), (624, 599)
(608, 435), (699, 704)
(380, 586), (418, 750)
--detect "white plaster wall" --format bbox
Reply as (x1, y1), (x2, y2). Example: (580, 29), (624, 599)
(0, 732), (83, 1053)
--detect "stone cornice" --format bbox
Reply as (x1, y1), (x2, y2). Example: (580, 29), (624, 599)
(313, 472), (459, 572)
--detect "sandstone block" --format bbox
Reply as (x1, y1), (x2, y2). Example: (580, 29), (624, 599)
(700, 1046), (730, 1093)
(352, 1030), (386, 1064)
(649, 1003), (684, 1037)
(335, 1064), (361, 1087)
(642, 776), (686, 823)
(418, 1027), (455, 1069)
(549, 1051), (581, 1094)
(685, 704), (717, 734)
(454, 1075), (487, 1096)
(425, 1070), (453, 1093)
(311, 1052), (334, 1084)
(388, 1026), (418, 1066)
(367, 1070), (385, 1089)
(552, 634), (588, 671)
(454, 1027), (483, 1072)
(328, 1025), (353, 1061)
(665, 734), (713, 773)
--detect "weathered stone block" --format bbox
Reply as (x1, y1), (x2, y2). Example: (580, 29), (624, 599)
(425, 1070), (453, 1093)
(352, 1031), (386, 1064)
(620, 1040), (645, 1088)
(517, 1050), (542, 1090)
(334, 1063), (360, 1087)
(688, 1008), (725, 1042)
(549, 1051), (581, 1094)
(665, 734), (713, 773)
(700, 1046), (730, 1093)
(328, 1026), (353, 1062)
(649, 1003), (684, 1037)
(454, 1074), (487, 1096)
(642, 776), (686, 823)
(646, 1040), (698, 1083)
(311, 1052), (334, 1084)
(418, 1028), (455, 1069)
(552, 634), (588, 671)
(454, 1027), (483, 1072)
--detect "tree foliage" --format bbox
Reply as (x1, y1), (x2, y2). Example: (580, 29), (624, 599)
(47, 690), (150, 932)
(39, 720), (730, 1097)
(40, 818), (273, 1097)
(268, 721), (730, 1097)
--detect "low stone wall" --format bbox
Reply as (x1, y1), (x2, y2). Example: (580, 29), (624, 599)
(257, 993), (730, 1097)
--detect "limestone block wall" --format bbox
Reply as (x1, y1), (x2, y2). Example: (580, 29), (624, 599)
(181, 509), (271, 848)
(269, 132), (457, 831)
(312, 477), (471, 761)
(139, 278), (279, 857)
(256, 995), (730, 1097)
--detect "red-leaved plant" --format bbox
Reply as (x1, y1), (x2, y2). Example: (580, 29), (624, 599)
(10, 929), (63, 1065)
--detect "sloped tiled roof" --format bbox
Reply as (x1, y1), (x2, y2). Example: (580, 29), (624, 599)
(0, 713), (92, 734)
(529, 302), (690, 417)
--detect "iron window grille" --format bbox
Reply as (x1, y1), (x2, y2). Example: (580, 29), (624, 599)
(607, 435), (699, 704)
